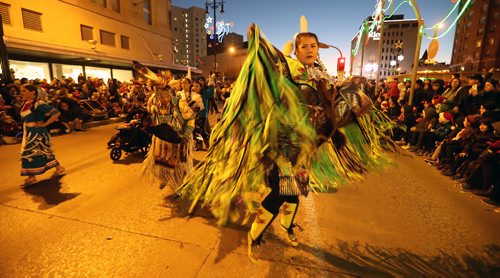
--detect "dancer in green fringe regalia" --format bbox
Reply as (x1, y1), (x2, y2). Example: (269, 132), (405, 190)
(175, 18), (398, 263)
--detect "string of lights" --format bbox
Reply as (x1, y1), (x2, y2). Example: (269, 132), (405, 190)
(351, 0), (473, 56)
(423, 0), (461, 30)
(421, 0), (472, 39)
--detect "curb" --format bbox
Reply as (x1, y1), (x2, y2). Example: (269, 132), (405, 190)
(82, 117), (125, 129)
(0, 117), (125, 145)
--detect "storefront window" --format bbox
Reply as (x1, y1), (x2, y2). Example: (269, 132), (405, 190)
(112, 69), (133, 82)
(85, 66), (111, 80)
(52, 64), (83, 81)
(10, 60), (50, 80)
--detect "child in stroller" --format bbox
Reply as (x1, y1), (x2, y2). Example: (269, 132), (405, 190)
(107, 107), (151, 161)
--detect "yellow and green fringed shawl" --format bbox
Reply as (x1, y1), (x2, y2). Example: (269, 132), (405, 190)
(176, 24), (398, 225)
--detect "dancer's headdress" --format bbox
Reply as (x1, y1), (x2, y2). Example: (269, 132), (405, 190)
(133, 60), (174, 88)
(282, 16), (338, 57)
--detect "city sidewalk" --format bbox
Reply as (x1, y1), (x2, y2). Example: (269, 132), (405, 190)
(0, 117), (125, 145)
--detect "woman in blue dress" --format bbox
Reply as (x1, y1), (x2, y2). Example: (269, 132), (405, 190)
(20, 84), (65, 186)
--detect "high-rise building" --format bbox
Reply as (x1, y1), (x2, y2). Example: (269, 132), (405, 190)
(450, 0), (500, 72)
(0, 0), (193, 82)
(350, 15), (418, 80)
(171, 5), (207, 67)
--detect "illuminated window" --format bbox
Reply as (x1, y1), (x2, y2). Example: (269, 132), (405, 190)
(11, 60), (50, 80)
(85, 66), (111, 80)
(52, 64), (83, 80)
(112, 69), (133, 82)
(0, 2), (11, 25)
(80, 25), (93, 41)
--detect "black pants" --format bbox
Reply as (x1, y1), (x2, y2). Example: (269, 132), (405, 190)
(209, 98), (219, 114)
(261, 164), (299, 215)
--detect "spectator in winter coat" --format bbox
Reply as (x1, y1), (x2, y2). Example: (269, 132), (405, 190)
(385, 81), (399, 101)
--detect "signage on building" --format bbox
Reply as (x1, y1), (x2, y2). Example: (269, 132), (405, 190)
(368, 30), (380, 40)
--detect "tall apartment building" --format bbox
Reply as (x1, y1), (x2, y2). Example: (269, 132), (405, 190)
(451, 0), (500, 72)
(350, 15), (418, 80)
(0, 0), (196, 82)
(171, 5), (207, 67)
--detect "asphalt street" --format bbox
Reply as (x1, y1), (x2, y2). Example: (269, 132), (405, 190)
(0, 121), (499, 277)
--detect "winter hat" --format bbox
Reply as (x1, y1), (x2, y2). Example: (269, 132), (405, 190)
(432, 95), (444, 105)
(439, 112), (454, 125)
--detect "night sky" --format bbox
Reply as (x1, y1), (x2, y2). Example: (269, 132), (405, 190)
(172, 0), (458, 74)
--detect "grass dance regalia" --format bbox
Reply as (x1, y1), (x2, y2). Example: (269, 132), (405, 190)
(134, 62), (196, 191)
(176, 24), (397, 262)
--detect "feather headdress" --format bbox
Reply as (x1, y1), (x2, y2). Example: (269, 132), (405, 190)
(132, 60), (173, 88)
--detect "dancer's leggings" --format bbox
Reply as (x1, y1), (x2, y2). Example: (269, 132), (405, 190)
(261, 164), (299, 215)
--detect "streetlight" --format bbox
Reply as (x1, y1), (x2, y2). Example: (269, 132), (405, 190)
(228, 46), (235, 54)
(205, 0), (226, 79)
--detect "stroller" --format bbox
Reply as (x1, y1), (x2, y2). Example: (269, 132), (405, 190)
(107, 107), (151, 161)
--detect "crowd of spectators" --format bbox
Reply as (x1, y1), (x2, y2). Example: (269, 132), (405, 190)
(373, 67), (500, 209)
(0, 72), (233, 139)
(2, 68), (498, 208)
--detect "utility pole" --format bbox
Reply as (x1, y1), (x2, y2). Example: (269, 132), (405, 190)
(409, 0), (423, 106)
(374, 0), (385, 96)
(360, 21), (367, 77)
(0, 15), (11, 83)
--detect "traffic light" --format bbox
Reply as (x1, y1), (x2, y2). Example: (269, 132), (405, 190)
(337, 57), (345, 72)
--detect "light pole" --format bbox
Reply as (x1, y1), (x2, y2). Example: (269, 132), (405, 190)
(408, 0), (423, 106)
(205, 0), (225, 79)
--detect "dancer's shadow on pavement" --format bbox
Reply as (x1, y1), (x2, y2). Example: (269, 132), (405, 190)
(159, 194), (214, 222)
(22, 176), (80, 210)
(265, 237), (500, 277)
(192, 213), (499, 277)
